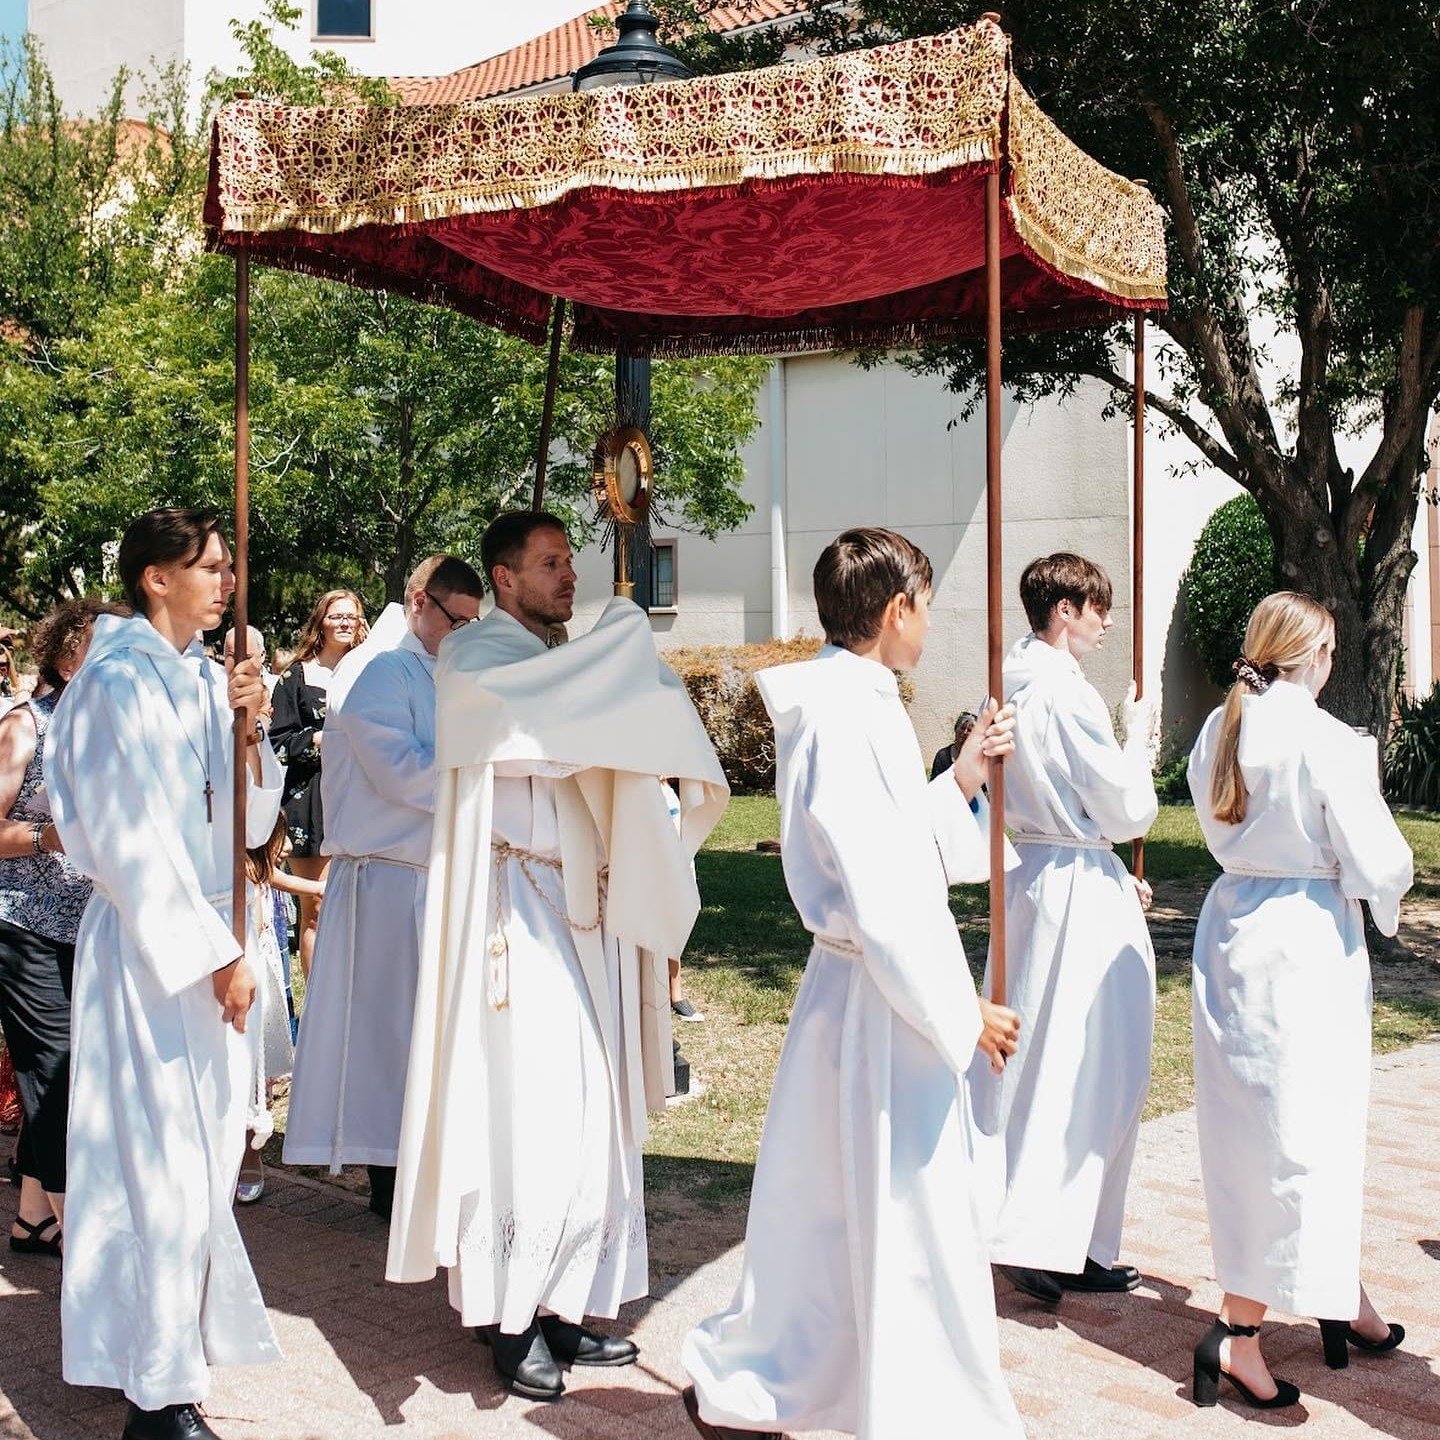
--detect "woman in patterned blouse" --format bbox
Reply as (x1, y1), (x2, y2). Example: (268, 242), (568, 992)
(0, 598), (126, 1255)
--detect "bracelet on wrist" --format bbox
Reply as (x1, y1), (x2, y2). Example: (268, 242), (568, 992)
(30, 821), (47, 856)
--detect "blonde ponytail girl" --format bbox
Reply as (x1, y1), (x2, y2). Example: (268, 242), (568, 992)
(1211, 592), (1335, 824)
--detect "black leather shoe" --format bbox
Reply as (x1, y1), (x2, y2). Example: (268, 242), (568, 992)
(1052, 1258), (1141, 1293)
(997, 1264), (1063, 1305)
(366, 1165), (395, 1221)
(539, 1314), (639, 1367)
(122, 1403), (221, 1440)
(478, 1318), (564, 1400)
(682, 1385), (786, 1440)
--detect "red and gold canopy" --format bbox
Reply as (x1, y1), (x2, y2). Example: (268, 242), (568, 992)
(205, 20), (1166, 355)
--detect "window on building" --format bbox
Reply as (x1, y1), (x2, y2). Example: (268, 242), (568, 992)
(316, 0), (373, 38)
(649, 538), (678, 610)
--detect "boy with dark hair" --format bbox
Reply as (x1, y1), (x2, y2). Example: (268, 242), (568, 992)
(683, 527), (1025, 1440)
(976, 551), (1157, 1308)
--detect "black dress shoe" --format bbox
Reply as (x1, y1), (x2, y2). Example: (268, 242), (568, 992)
(997, 1264), (1063, 1305)
(682, 1385), (786, 1440)
(1052, 1258), (1141, 1293)
(366, 1165), (395, 1221)
(122, 1402), (221, 1440)
(478, 1318), (564, 1400)
(539, 1314), (639, 1367)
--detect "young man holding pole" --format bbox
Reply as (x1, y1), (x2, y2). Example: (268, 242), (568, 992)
(975, 552), (1157, 1306)
(682, 527), (1023, 1440)
(47, 508), (283, 1440)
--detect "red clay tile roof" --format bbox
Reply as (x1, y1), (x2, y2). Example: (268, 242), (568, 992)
(391, 1), (808, 105)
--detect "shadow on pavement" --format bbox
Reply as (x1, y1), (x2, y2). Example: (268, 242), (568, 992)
(999, 1270), (1440, 1437)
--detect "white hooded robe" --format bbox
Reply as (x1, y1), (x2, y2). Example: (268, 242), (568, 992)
(388, 601), (728, 1335)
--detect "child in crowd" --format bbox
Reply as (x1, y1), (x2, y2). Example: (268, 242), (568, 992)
(235, 815), (323, 1204)
(683, 527), (1025, 1440)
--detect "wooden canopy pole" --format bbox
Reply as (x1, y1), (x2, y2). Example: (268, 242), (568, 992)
(531, 297), (566, 511)
(231, 250), (251, 949)
(1130, 312), (1146, 882)
(985, 165), (1007, 1008)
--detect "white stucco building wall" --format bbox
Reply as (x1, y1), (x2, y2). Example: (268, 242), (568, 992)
(28, 0), (595, 117)
(573, 357), (1136, 757)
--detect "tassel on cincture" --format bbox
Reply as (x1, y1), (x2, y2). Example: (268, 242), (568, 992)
(488, 929), (510, 1010)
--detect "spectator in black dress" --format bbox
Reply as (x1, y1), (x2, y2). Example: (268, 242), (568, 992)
(270, 589), (366, 978)
(0, 597), (126, 1254)
(930, 711), (979, 781)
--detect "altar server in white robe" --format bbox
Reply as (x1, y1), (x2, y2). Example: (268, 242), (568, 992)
(1185, 591), (1411, 1412)
(683, 528), (1024, 1440)
(46, 508), (283, 1440)
(284, 555), (483, 1219)
(970, 553), (1157, 1308)
(389, 512), (728, 1404)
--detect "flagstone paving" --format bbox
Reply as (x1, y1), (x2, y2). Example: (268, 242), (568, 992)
(2, 1040), (1437, 1440)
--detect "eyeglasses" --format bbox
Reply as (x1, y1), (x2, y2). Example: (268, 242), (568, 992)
(426, 590), (474, 631)
(324, 612), (359, 624)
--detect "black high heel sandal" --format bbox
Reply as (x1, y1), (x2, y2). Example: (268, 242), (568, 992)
(1318, 1318), (1405, 1369)
(9, 1213), (62, 1256)
(1192, 1320), (1301, 1409)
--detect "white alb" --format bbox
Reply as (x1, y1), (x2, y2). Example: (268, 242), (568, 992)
(1187, 680), (1411, 1317)
(684, 645), (1025, 1440)
(284, 627), (436, 1170)
(47, 614), (284, 1409)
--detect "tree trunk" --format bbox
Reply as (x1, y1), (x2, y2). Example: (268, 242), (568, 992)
(1266, 474), (1418, 741)
(382, 530), (414, 606)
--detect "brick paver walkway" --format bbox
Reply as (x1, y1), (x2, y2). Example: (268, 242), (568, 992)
(3, 1041), (1436, 1440)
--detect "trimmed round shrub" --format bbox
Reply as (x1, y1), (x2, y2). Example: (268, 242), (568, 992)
(665, 636), (822, 793)
(1181, 494), (1278, 689)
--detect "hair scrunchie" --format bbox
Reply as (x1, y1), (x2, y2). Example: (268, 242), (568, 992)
(1233, 656), (1278, 693)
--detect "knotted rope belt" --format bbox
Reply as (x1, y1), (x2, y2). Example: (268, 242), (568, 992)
(1010, 831), (1114, 851)
(487, 841), (609, 1010)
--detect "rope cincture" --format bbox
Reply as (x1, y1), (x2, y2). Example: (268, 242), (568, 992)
(487, 841), (610, 1010)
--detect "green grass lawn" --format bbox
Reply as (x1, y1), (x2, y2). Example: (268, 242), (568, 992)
(648, 799), (1440, 1204)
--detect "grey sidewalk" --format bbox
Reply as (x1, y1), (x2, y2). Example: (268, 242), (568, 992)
(2, 1042), (1437, 1439)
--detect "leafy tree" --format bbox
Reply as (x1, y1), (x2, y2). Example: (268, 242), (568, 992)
(655, 0), (1440, 737)
(0, 2), (764, 641)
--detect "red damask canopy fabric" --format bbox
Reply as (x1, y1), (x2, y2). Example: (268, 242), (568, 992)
(204, 20), (1166, 356)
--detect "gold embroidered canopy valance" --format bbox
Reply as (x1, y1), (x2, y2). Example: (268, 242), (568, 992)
(205, 19), (1166, 355)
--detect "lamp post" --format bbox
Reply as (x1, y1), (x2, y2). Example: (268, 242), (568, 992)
(574, 2), (693, 610)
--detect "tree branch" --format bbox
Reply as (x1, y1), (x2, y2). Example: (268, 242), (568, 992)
(1091, 364), (1243, 482)
(1351, 305), (1437, 539)
(1142, 98), (1289, 492)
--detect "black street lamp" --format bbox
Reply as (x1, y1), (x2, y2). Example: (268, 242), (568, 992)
(574, 3), (694, 612)
(573, 0), (694, 90)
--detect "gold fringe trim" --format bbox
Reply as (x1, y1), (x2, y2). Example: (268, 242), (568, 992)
(1003, 75), (1168, 303)
(218, 134), (1000, 237)
(1008, 200), (1168, 305)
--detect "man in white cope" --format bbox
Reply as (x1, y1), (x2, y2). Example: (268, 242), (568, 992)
(971, 552), (1158, 1308)
(1186, 592), (1411, 1411)
(388, 511), (728, 1404)
(46, 508), (283, 1440)
(283, 555), (484, 1220)
(683, 528), (1024, 1440)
